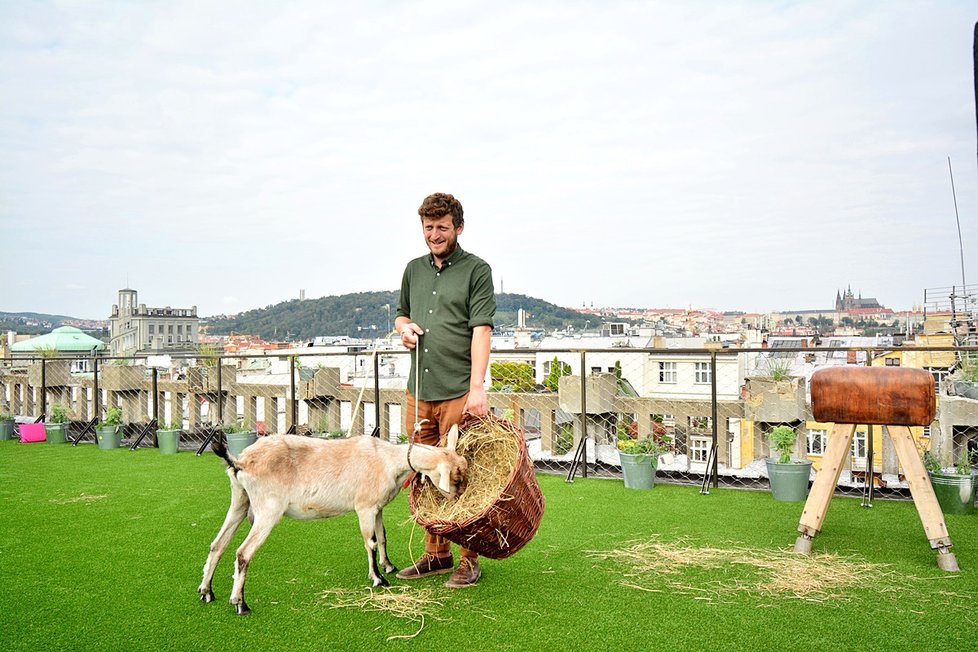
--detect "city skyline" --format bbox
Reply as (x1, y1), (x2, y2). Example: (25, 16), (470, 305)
(2, 2), (976, 318)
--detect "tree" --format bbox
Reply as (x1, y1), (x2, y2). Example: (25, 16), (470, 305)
(489, 361), (535, 392)
(544, 356), (571, 392)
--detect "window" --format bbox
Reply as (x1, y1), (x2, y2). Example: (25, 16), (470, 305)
(168, 325), (174, 334)
(927, 368), (949, 394)
(885, 358), (900, 366)
(591, 367), (602, 375)
(177, 324), (183, 334)
(694, 362), (711, 384)
(807, 429), (827, 456)
(690, 436), (711, 463)
(689, 416), (712, 432)
(851, 430), (867, 458)
(658, 361), (677, 383)
(167, 335), (173, 344)
(149, 325), (155, 335)
(923, 425), (932, 438)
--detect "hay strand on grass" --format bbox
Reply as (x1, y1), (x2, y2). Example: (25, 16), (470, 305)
(586, 536), (898, 604)
(319, 586), (444, 641)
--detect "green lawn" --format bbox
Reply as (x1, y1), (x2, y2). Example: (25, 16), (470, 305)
(1, 441), (976, 651)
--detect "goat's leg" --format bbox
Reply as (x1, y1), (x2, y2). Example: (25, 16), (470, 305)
(229, 509), (283, 616)
(374, 508), (397, 574)
(199, 477), (250, 603)
(356, 507), (389, 587)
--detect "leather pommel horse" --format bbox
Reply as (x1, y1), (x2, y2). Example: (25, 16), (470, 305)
(793, 367), (959, 571)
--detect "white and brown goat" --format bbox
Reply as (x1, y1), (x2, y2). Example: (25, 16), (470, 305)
(198, 428), (467, 615)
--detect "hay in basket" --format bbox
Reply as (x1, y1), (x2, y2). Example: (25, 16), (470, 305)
(408, 415), (545, 559)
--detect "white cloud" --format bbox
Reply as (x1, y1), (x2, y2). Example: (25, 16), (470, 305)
(1, 1), (975, 318)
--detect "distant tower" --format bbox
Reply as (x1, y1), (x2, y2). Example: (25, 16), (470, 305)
(300, 289), (306, 301)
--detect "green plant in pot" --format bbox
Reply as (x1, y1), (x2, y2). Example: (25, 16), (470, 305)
(97, 407), (124, 450)
(926, 446), (977, 516)
(765, 425), (813, 501)
(45, 404), (71, 444)
(223, 420), (258, 457)
(617, 435), (671, 490)
(156, 420), (183, 455)
(0, 411), (16, 441)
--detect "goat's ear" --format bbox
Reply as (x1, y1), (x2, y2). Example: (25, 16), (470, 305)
(435, 468), (452, 495)
(446, 424), (459, 452)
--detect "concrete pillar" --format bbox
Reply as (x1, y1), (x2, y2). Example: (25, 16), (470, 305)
(263, 397), (278, 435)
(189, 393), (202, 428)
(244, 395), (258, 431)
(327, 398), (341, 433)
(78, 386), (89, 422)
(308, 400), (327, 433)
(223, 393), (236, 424)
(541, 409), (556, 452)
(285, 397), (296, 431)
(381, 402), (392, 442)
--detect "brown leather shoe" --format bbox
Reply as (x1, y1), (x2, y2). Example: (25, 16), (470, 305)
(395, 553), (454, 580)
(445, 557), (481, 588)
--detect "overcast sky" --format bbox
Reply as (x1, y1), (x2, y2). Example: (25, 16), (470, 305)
(2, 1), (976, 320)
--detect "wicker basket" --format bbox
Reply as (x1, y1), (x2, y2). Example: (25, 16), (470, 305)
(408, 416), (545, 559)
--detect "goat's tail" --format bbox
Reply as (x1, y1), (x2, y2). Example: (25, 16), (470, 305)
(210, 438), (239, 475)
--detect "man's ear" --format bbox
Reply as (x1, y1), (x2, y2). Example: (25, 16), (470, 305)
(446, 424), (459, 452)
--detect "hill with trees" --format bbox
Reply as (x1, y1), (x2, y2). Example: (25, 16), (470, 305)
(202, 291), (596, 340)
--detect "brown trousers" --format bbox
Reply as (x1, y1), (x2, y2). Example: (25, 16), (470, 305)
(405, 391), (477, 559)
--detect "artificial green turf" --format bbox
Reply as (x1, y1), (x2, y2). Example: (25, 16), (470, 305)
(1, 440), (976, 651)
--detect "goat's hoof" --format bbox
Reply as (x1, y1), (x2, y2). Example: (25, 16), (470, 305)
(199, 590), (215, 603)
(385, 565), (399, 575)
(235, 601), (252, 616)
(372, 576), (390, 588)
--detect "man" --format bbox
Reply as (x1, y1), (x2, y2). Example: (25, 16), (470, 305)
(394, 192), (495, 588)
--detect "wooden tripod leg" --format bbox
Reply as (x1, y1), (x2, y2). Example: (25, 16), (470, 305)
(887, 426), (959, 571)
(794, 424), (855, 553)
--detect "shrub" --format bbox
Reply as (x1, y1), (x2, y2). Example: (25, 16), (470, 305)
(99, 407), (122, 428)
(49, 405), (69, 424)
(767, 425), (797, 464)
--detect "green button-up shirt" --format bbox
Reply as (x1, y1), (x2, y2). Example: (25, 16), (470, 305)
(396, 245), (495, 401)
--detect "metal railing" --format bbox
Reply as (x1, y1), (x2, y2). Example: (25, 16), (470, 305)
(2, 344), (976, 500)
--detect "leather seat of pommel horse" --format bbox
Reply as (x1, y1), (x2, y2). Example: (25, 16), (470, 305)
(794, 366), (959, 571)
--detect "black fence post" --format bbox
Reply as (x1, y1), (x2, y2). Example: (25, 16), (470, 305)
(711, 350), (719, 489)
(40, 358), (47, 421)
(566, 350), (589, 482)
(288, 355), (297, 434)
(216, 357), (223, 425)
(372, 352), (381, 437)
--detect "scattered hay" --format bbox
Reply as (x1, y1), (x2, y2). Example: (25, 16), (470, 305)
(50, 493), (108, 505)
(412, 416), (521, 523)
(586, 536), (898, 604)
(319, 586), (445, 641)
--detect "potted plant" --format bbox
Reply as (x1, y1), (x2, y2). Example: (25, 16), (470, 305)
(156, 420), (183, 455)
(925, 448), (977, 515)
(223, 421), (258, 456)
(765, 425), (813, 501)
(97, 407), (124, 450)
(45, 404), (70, 445)
(744, 357), (807, 423)
(617, 435), (671, 490)
(0, 412), (15, 441)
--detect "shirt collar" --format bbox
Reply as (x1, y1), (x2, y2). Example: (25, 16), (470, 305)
(428, 244), (465, 269)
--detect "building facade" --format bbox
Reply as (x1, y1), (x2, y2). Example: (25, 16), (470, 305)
(109, 288), (199, 356)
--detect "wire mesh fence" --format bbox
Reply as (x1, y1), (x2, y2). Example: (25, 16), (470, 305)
(2, 345), (977, 503)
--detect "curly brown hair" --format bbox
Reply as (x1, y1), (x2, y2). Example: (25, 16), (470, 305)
(418, 192), (463, 228)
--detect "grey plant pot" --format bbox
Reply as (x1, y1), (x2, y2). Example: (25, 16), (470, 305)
(766, 459), (813, 501)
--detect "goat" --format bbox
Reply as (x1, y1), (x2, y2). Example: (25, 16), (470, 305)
(198, 427), (467, 615)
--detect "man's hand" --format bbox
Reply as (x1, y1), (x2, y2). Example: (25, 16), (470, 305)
(463, 386), (489, 418)
(399, 322), (424, 350)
